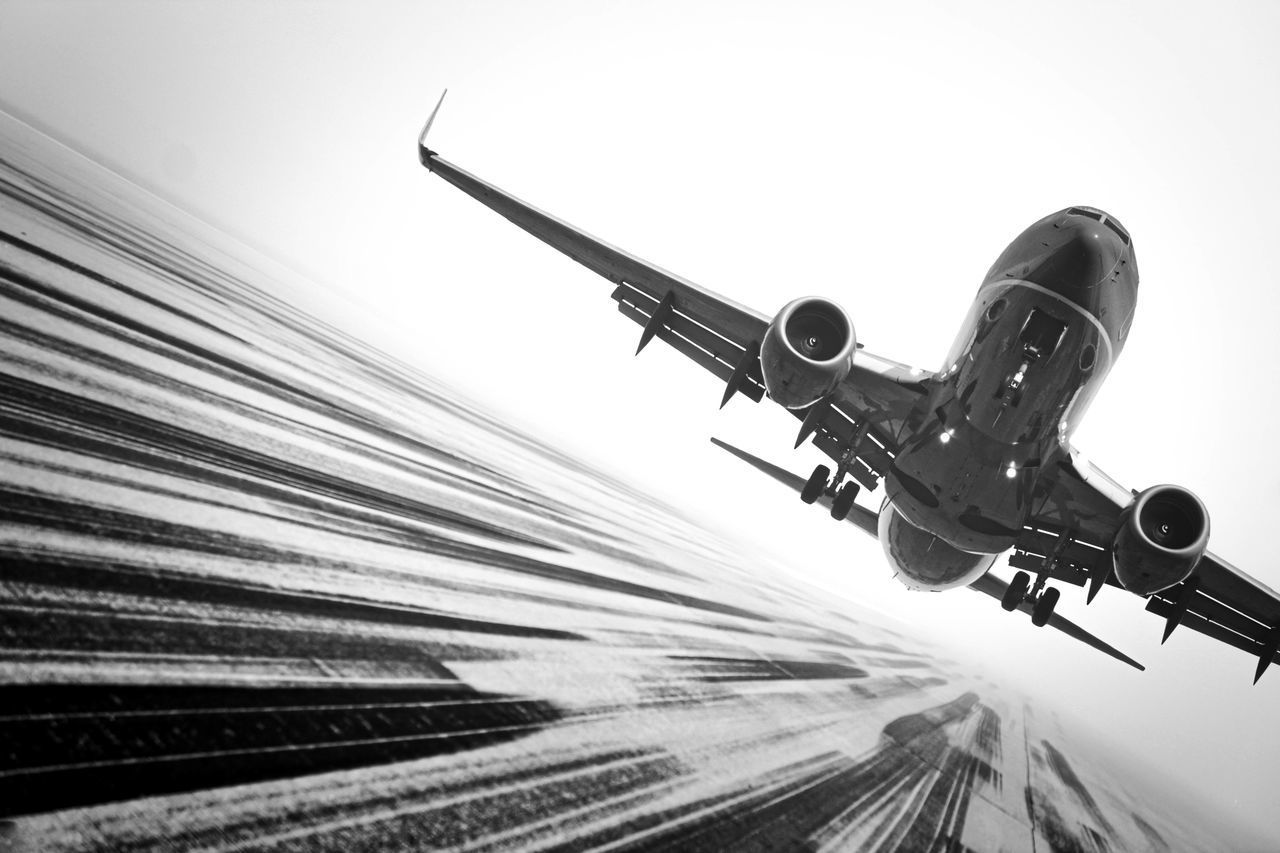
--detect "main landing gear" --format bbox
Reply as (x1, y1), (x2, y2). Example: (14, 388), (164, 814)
(800, 463), (861, 521)
(1000, 569), (1060, 626)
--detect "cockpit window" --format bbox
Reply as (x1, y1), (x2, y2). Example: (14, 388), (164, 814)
(1067, 206), (1103, 221)
(1104, 216), (1130, 245)
(1018, 308), (1067, 361)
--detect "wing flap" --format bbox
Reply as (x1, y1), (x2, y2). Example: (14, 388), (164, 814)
(1008, 527), (1114, 591)
(1193, 551), (1280, 629)
(1146, 562), (1280, 662)
(615, 299), (766, 400)
(612, 283), (766, 402)
(1145, 595), (1275, 662)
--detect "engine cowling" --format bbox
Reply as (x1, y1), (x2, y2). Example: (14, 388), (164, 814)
(759, 296), (856, 409)
(877, 499), (997, 591)
(1112, 485), (1209, 595)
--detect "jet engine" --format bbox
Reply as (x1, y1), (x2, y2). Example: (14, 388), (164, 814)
(1111, 484), (1209, 595)
(877, 499), (997, 591)
(759, 297), (856, 409)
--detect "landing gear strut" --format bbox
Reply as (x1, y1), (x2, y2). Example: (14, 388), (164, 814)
(801, 425), (871, 520)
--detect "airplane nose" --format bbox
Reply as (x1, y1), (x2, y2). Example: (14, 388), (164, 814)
(1025, 215), (1127, 296)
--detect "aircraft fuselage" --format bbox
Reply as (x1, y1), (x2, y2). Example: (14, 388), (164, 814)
(883, 207), (1138, 589)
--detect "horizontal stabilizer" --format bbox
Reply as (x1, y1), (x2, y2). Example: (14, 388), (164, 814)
(969, 573), (1145, 670)
(710, 437), (878, 538)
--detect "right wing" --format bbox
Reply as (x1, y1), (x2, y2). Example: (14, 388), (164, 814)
(418, 94), (928, 476)
(1016, 451), (1280, 682)
(710, 437), (1143, 670)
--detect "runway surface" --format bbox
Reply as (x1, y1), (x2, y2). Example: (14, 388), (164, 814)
(0, 110), (1238, 851)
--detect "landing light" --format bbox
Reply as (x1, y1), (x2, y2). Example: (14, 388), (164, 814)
(940, 429), (955, 444)
(1005, 464), (1017, 479)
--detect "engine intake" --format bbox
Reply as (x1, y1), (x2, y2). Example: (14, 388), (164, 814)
(759, 297), (856, 409)
(1112, 484), (1209, 595)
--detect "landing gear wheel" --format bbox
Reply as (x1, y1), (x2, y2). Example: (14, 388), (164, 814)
(1032, 586), (1060, 627)
(1001, 570), (1030, 612)
(830, 481), (861, 521)
(801, 465), (829, 505)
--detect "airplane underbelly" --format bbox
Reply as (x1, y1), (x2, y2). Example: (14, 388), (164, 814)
(946, 280), (1112, 446)
(885, 421), (1029, 554)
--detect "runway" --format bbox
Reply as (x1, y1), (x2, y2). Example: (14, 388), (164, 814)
(0, 110), (1234, 851)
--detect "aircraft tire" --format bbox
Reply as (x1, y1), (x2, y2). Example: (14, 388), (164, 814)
(1002, 570), (1030, 611)
(1032, 586), (1060, 627)
(830, 482), (859, 520)
(801, 465), (829, 504)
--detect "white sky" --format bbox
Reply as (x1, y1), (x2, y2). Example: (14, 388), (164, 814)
(3, 0), (1279, 839)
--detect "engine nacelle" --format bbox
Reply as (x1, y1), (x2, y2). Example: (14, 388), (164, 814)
(1112, 484), (1209, 595)
(877, 499), (998, 591)
(759, 296), (856, 409)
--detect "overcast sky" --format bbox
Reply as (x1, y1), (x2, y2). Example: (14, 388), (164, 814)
(3, 0), (1279, 839)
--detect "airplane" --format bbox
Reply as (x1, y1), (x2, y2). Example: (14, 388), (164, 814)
(416, 92), (1280, 682)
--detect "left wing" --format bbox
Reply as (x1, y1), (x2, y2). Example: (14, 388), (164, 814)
(710, 438), (1143, 670)
(1016, 450), (1280, 682)
(417, 94), (927, 457)
(419, 93), (770, 406)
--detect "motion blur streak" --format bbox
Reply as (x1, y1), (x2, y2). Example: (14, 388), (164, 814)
(0, 111), (1226, 851)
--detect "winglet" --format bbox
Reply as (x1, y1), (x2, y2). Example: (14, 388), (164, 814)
(418, 89), (448, 166)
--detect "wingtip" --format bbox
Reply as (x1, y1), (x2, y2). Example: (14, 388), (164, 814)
(418, 88), (448, 164)
(1112, 649), (1145, 671)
